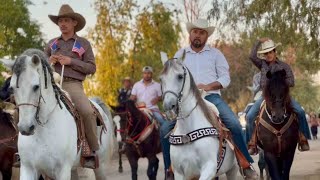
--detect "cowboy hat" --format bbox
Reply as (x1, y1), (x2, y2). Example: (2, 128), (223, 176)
(257, 39), (281, 54)
(186, 19), (215, 37)
(48, 4), (86, 32)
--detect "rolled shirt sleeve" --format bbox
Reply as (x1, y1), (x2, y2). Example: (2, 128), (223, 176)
(250, 41), (263, 69)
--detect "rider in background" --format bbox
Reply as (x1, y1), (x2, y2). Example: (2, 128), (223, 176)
(117, 76), (132, 111)
(246, 38), (311, 152)
(130, 66), (175, 179)
(174, 18), (258, 179)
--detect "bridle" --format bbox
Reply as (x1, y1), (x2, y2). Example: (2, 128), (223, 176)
(161, 63), (198, 120)
(265, 98), (288, 125)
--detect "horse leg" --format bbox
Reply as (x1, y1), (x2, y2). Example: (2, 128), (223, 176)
(146, 155), (159, 180)
(55, 166), (72, 180)
(118, 142), (123, 173)
(94, 161), (108, 180)
(20, 165), (38, 180)
(199, 161), (217, 180)
(1, 170), (12, 180)
(281, 148), (296, 180)
(225, 163), (238, 180)
(264, 152), (281, 180)
(258, 150), (266, 179)
(173, 170), (185, 180)
(127, 155), (139, 180)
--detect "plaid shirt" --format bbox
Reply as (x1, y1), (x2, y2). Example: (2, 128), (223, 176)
(250, 41), (294, 89)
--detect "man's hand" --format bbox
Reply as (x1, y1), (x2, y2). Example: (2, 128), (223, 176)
(197, 83), (208, 91)
(57, 55), (72, 65)
(49, 55), (59, 65)
(151, 97), (160, 105)
(259, 37), (269, 43)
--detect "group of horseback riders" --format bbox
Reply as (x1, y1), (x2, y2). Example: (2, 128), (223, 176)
(0, 4), (311, 180)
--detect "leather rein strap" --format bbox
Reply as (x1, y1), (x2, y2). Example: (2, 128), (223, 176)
(258, 103), (295, 155)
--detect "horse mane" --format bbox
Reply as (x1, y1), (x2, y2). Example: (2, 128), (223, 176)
(13, 49), (72, 114)
(263, 70), (292, 111)
(162, 60), (216, 123)
(125, 100), (145, 120)
(0, 108), (14, 129)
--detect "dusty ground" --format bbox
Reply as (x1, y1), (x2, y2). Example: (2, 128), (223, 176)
(7, 140), (320, 180)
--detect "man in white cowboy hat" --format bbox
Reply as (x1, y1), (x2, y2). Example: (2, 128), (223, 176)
(44, 4), (98, 168)
(246, 38), (311, 152)
(174, 18), (258, 179)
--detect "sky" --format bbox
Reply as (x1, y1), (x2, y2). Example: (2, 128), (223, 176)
(28, 0), (187, 41)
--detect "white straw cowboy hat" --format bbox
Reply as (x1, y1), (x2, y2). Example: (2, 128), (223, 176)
(257, 39), (281, 54)
(186, 19), (215, 37)
(48, 4), (86, 32)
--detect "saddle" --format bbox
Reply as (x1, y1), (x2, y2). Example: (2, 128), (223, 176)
(60, 92), (107, 169)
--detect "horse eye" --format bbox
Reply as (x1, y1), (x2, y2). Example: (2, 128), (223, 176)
(178, 74), (184, 80)
(33, 85), (40, 91)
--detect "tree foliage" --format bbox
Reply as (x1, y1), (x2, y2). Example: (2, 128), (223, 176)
(208, 0), (320, 112)
(0, 0), (44, 85)
(0, 0), (44, 59)
(84, 0), (181, 106)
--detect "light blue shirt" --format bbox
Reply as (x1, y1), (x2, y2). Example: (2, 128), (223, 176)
(174, 45), (230, 95)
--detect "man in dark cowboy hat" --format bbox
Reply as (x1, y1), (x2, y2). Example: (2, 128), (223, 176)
(44, 4), (98, 168)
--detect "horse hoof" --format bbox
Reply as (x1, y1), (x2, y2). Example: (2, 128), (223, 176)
(118, 167), (123, 173)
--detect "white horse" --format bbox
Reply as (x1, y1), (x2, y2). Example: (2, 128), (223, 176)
(160, 58), (238, 180)
(1, 49), (115, 180)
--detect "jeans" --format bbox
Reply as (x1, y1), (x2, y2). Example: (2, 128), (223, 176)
(205, 94), (254, 163)
(152, 111), (177, 170)
(246, 97), (311, 143)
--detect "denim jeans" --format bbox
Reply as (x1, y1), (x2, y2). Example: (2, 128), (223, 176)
(152, 111), (177, 170)
(246, 97), (311, 143)
(205, 94), (254, 163)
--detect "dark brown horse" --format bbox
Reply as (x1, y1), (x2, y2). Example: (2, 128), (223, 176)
(257, 70), (299, 180)
(119, 100), (161, 180)
(0, 107), (18, 180)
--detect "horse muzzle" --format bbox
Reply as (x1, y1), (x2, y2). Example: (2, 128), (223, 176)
(163, 96), (178, 120)
(18, 123), (35, 136)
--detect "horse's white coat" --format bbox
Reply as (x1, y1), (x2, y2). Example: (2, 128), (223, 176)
(161, 59), (238, 180)
(1, 54), (115, 180)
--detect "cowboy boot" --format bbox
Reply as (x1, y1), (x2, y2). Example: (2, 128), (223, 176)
(234, 147), (258, 180)
(165, 169), (174, 180)
(82, 151), (99, 169)
(298, 132), (310, 151)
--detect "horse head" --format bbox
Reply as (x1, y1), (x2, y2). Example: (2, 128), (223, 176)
(1, 49), (58, 135)
(264, 69), (291, 124)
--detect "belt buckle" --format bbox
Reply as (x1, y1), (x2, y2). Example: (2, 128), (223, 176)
(181, 135), (191, 144)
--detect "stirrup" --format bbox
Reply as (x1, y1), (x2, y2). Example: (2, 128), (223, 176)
(13, 153), (20, 168)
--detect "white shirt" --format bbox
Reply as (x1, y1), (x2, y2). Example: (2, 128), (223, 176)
(131, 79), (162, 110)
(174, 45), (230, 95)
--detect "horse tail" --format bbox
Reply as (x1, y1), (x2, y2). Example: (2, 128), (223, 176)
(90, 97), (117, 161)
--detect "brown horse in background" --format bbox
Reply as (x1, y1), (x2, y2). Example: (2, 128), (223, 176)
(0, 107), (18, 180)
(118, 100), (161, 180)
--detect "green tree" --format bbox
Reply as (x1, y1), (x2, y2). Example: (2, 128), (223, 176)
(0, 0), (44, 85)
(85, 0), (181, 106)
(208, 0), (320, 111)
(0, 0), (44, 59)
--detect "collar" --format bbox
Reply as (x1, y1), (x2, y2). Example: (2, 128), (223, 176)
(185, 44), (211, 54)
(58, 34), (78, 41)
(140, 79), (155, 85)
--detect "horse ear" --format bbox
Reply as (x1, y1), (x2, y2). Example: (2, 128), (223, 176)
(266, 71), (272, 79)
(31, 54), (41, 66)
(0, 59), (15, 71)
(160, 51), (168, 65)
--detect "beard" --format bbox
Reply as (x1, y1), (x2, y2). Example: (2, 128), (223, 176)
(191, 39), (204, 48)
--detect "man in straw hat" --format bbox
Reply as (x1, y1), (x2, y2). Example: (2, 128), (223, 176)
(246, 38), (310, 152)
(174, 18), (258, 179)
(44, 4), (98, 168)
